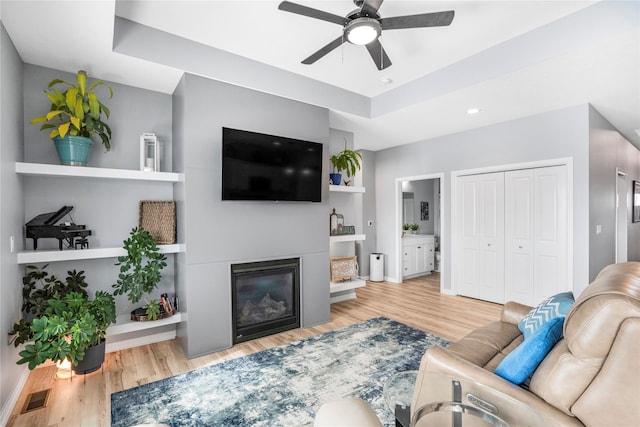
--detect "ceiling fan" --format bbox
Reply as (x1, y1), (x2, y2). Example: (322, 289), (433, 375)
(278, 0), (455, 70)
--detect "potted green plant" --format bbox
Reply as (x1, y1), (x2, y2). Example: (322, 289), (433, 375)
(410, 224), (420, 233)
(10, 266), (116, 373)
(9, 265), (89, 345)
(30, 69), (113, 166)
(329, 141), (362, 186)
(112, 227), (168, 321)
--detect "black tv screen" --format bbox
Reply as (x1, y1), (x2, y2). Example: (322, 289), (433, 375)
(222, 127), (323, 202)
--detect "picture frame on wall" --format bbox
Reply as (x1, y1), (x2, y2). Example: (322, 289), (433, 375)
(633, 181), (640, 223)
(420, 201), (429, 221)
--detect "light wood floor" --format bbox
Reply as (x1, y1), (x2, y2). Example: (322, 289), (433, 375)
(7, 274), (502, 426)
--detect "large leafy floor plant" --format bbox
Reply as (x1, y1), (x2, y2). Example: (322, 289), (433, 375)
(9, 265), (116, 370)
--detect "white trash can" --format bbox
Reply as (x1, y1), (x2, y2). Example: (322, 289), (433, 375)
(370, 253), (384, 282)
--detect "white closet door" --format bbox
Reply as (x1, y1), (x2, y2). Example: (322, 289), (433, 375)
(505, 169), (535, 305)
(533, 165), (568, 303)
(504, 166), (567, 306)
(457, 172), (505, 303)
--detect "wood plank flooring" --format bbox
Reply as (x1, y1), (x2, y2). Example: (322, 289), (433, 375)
(7, 274), (502, 426)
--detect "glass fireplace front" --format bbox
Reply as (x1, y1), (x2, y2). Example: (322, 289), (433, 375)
(231, 258), (300, 343)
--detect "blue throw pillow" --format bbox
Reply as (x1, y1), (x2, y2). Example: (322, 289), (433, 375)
(518, 291), (574, 339)
(495, 316), (564, 385)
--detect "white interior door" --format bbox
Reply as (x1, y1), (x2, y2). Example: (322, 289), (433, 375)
(616, 171), (628, 263)
(457, 172), (505, 303)
(505, 166), (568, 306)
(533, 166), (568, 303)
(505, 169), (535, 304)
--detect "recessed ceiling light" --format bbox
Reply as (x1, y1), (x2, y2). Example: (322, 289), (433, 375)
(467, 107), (481, 115)
(380, 77), (393, 85)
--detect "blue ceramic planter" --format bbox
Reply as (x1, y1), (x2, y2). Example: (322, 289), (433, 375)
(53, 135), (94, 166)
(329, 173), (342, 185)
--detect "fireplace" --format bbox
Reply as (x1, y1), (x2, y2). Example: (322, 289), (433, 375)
(231, 258), (301, 344)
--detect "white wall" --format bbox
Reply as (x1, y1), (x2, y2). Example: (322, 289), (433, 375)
(373, 105), (590, 295)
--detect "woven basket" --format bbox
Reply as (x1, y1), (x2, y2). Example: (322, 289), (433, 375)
(330, 256), (359, 282)
(138, 200), (176, 244)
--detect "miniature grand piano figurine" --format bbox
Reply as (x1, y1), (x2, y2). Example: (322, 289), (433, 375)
(26, 206), (92, 251)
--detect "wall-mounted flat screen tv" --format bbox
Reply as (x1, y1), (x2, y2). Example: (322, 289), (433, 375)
(222, 127), (323, 202)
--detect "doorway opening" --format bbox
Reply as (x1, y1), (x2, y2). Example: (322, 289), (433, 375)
(395, 173), (445, 292)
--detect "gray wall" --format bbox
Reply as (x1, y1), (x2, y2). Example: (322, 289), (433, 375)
(21, 65), (176, 344)
(0, 20), (26, 423)
(402, 179), (437, 235)
(374, 105), (591, 295)
(359, 149), (377, 276)
(588, 105), (640, 279)
(173, 74), (330, 358)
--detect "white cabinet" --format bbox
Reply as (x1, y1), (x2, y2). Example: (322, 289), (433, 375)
(402, 235), (435, 278)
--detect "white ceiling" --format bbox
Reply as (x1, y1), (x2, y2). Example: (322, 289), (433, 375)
(2, 0), (639, 151)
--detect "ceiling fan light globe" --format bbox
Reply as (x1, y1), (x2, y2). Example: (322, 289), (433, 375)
(345, 18), (381, 45)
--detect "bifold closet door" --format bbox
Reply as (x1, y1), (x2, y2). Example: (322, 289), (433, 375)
(504, 166), (567, 306)
(457, 172), (505, 303)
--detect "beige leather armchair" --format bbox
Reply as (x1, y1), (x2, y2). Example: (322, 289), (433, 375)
(417, 262), (640, 426)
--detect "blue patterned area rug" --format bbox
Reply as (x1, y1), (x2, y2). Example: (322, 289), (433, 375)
(111, 317), (451, 427)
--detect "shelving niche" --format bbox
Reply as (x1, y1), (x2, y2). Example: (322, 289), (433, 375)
(16, 162), (186, 350)
(329, 184), (366, 303)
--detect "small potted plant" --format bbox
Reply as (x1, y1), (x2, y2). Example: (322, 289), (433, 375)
(10, 266), (116, 373)
(112, 227), (169, 321)
(30, 69), (113, 166)
(329, 141), (362, 186)
(410, 224), (420, 234)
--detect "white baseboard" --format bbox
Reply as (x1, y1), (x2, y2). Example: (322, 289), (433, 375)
(0, 365), (30, 427)
(106, 330), (176, 353)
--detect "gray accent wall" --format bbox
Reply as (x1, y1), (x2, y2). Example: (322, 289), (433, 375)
(375, 105), (591, 295)
(20, 65), (176, 347)
(0, 20), (26, 422)
(588, 105), (640, 280)
(173, 74), (330, 358)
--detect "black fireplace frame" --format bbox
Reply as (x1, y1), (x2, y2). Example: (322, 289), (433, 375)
(231, 257), (301, 344)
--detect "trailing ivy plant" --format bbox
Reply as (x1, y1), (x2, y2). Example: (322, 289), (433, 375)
(113, 227), (167, 317)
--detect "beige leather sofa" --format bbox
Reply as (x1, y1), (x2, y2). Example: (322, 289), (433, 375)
(314, 262), (640, 426)
(420, 261), (640, 426)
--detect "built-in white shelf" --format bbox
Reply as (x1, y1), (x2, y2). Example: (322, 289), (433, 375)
(330, 279), (366, 303)
(329, 185), (365, 193)
(16, 162), (183, 182)
(330, 278), (366, 293)
(330, 234), (366, 244)
(17, 243), (185, 264)
(107, 311), (185, 336)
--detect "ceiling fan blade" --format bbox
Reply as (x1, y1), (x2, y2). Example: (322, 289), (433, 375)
(365, 39), (391, 70)
(360, 0), (384, 17)
(380, 10), (454, 30)
(302, 36), (345, 65)
(278, 1), (349, 26)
